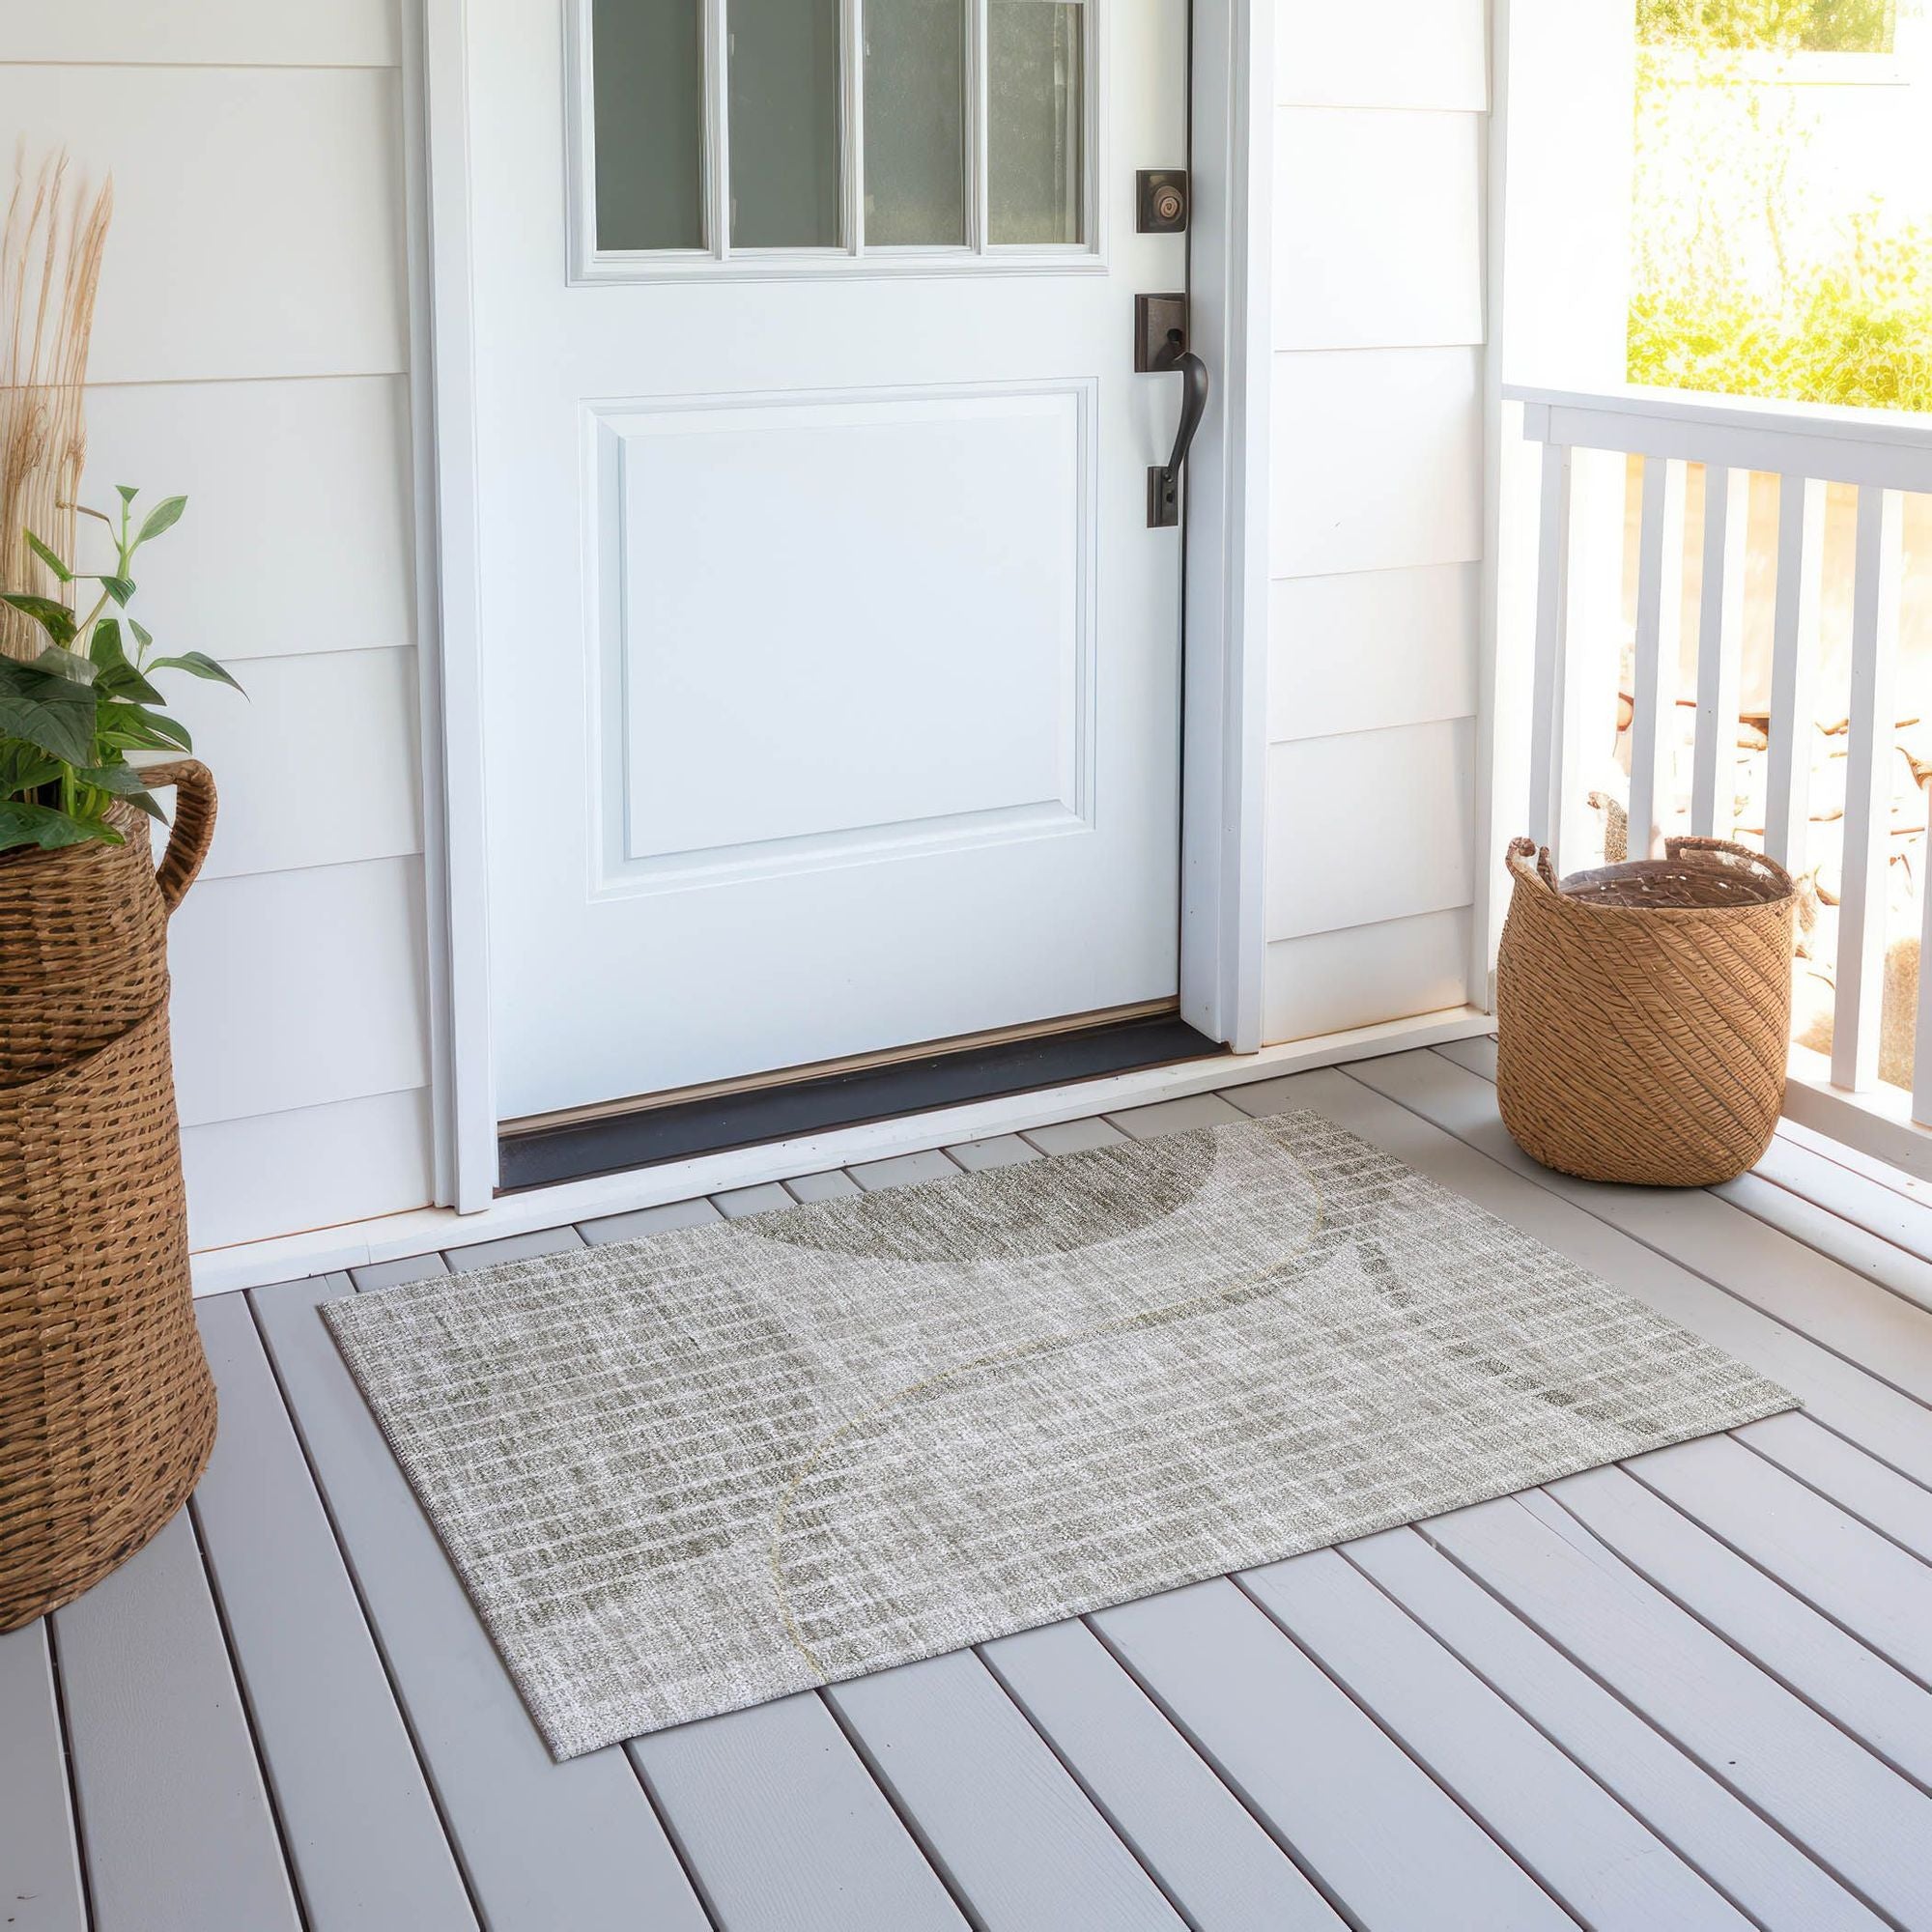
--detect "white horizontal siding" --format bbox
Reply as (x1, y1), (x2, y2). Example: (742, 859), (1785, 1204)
(1273, 111), (1484, 351)
(0, 65), (408, 384)
(0, 0), (398, 67)
(1271, 348), (1484, 578)
(1264, 4), (1488, 1042)
(3, 24), (441, 1245)
(1278, 0), (1490, 111)
(168, 858), (430, 1130)
(1264, 909), (1474, 1043)
(163, 648), (423, 882)
(1266, 720), (1477, 939)
(81, 377), (415, 663)
(181, 1090), (434, 1253)
(1269, 563), (1479, 742)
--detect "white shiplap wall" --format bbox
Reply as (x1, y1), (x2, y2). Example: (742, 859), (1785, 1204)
(1262, 0), (1490, 1042)
(0, 11), (438, 1247)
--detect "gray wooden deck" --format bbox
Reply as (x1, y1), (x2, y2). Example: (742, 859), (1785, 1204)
(9, 1040), (1932, 1932)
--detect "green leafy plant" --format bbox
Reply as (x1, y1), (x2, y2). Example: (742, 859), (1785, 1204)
(0, 488), (242, 855)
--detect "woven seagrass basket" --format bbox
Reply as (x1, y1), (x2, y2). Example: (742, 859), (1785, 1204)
(1, 760), (219, 1631)
(1495, 834), (1798, 1188)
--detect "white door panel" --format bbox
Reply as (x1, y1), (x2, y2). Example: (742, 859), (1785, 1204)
(471, 0), (1188, 1119)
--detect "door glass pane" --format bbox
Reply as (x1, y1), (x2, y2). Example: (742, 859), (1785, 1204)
(988, 0), (1084, 245)
(729, 0), (843, 248)
(592, 0), (705, 250)
(864, 0), (967, 246)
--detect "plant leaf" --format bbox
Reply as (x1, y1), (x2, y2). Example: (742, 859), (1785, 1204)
(0, 656), (97, 764)
(152, 650), (244, 694)
(78, 768), (166, 820)
(89, 620), (164, 705)
(0, 801), (121, 853)
(114, 484), (138, 506)
(0, 592), (77, 647)
(129, 619), (154, 652)
(134, 496), (186, 546)
(23, 531), (71, 582)
(32, 643), (99, 686)
(95, 701), (189, 754)
(98, 574), (136, 607)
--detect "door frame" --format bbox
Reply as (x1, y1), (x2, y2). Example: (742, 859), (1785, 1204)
(407, 0), (1275, 1211)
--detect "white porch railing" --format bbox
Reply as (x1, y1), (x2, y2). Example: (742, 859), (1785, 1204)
(1505, 383), (1932, 1173)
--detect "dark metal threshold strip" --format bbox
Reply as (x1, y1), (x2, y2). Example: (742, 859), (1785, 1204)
(497, 1012), (1226, 1195)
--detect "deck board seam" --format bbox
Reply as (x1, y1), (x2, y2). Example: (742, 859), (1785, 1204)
(41, 1610), (98, 1932)
(1224, 1570), (1589, 1929)
(1729, 1426), (1932, 1570)
(1720, 1172), (1932, 1319)
(1331, 1536), (1780, 1932)
(1603, 1465), (1932, 1719)
(1076, 1613), (1371, 1932)
(242, 1284), (490, 1930)
(1409, 1501), (1895, 1921)
(616, 1746), (727, 1932)
(183, 1491), (314, 1932)
(969, 1640), (1208, 1932)
(812, 1684), (990, 1931)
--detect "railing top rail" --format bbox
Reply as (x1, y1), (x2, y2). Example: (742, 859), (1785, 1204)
(1505, 384), (1932, 490)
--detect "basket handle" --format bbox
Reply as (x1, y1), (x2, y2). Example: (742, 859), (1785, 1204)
(1505, 836), (1560, 893)
(141, 758), (217, 915)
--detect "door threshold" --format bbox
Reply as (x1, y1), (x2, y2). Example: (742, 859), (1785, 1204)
(497, 1011), (1225, 1194)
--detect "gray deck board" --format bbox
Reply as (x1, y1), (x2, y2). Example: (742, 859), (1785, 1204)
(1547, 1460), (1932, 1787)
(1092, 1575), (1574, 1930)
(193, 1292), (477, 1929)
(1345, 1522), (1885, 1932)
(14, 1045), (1932, 1929)
(846, 1149), (961, 1191)
(579, 1196), (724, 1243)
(53, 1510), (300, 1932)
(1239, 1546), (1751, 1928)
(251, 1272), (708, 1932)
(980, 1616), (1348, 1932)
(709, 1181), (795, 1219)
(825, 1648), (1185, 1930)
(1427, 1494), (1932, 1928)
(1740, 1408), (1932, 1561)
(1619, 1434), (1932, 1685)
(630, 1690), (967, 1932)
(0, 1620), (86, 1932)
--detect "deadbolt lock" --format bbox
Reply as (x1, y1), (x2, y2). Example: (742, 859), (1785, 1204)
(1137, 170), (1188, 234)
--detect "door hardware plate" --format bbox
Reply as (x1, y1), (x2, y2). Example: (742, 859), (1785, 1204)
(1147, 466), (1180, 528)
(1134, 293), (1188, 372)
(1136, 171), (1188, 234)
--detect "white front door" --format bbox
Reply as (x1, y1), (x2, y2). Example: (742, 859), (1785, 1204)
(469, 0), (1192, 1122)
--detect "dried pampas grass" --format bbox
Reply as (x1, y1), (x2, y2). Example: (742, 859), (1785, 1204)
(1, 149), (112, 661)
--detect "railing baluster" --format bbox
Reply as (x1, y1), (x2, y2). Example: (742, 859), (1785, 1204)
(1630, 456), (1686, 860)
(1527, 439), (1573, 862)
(1834, 487), (1905, 1091)
(1765, 473), (1826, 874)
(1690, 468), (1749, 839)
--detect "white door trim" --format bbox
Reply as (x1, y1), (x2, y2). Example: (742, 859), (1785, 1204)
(411, 0), (1274, 1211)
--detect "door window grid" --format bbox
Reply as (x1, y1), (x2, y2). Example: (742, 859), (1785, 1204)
(570, 0), (1099, 278)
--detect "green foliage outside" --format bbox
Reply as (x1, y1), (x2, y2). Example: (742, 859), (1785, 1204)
(0, 491), (243, 854)
(1628, 0), (1931, 411)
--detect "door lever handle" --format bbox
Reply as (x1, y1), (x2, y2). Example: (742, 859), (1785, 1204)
(1148, 344), (1208, 527)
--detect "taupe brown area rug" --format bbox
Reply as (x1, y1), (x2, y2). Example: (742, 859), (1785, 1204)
(324, 1112), (1797, 1759)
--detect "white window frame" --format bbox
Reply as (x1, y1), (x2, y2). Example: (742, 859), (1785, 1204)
(564, 0), (1110, 283)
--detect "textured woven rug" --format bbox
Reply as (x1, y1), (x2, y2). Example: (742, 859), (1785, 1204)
(324, 1112), (1797, 1759)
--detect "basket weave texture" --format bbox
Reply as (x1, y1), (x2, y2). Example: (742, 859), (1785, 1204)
(1496, 834), (1797, 1188)
(1, 761), (219, 1630)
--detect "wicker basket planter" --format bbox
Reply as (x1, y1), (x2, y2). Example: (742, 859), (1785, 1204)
(1496, 834), (1798, 1188)
(0, 760), (219, 1631)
